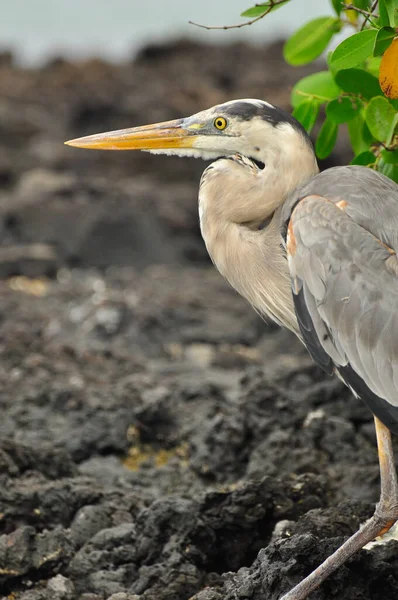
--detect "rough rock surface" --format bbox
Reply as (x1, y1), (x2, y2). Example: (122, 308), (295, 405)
(0, 40), (396, 600)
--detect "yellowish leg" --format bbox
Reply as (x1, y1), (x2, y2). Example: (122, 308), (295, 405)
(279, 417), (398, 600)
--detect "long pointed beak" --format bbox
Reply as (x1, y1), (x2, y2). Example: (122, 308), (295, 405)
(65, 118), (197, 151)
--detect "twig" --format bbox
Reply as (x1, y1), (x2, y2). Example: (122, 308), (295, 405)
(361, 0), (379, 30)
(342, 2), (379, 30)
(188, 14), (265, 31)
(189, 0), (288, 31)
(294, 90), (335, 103)
(342, 3), (376, 18)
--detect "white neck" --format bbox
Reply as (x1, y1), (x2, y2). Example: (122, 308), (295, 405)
(198, 129), (318, 334)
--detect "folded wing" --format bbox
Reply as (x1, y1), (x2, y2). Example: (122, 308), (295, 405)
(284, 166), (398, 433)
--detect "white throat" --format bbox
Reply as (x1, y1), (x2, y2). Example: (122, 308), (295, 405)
(198, 125), (318, 333)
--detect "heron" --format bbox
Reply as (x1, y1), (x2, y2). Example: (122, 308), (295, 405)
(66, 98), (398, 600)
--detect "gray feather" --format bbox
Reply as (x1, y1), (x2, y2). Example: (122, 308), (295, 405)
(284, 166), (398, 411)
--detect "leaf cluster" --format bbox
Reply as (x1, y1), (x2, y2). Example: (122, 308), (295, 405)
(240, 0), (398, 182)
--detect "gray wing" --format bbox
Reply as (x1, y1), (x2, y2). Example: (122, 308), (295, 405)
(284, 165), (398, 250)
(284, 166), (398, 430)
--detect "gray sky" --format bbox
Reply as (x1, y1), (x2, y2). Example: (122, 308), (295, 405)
(0, 0), (333, 65)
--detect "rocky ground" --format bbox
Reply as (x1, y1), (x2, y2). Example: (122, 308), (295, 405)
(0, 39), (397, 600)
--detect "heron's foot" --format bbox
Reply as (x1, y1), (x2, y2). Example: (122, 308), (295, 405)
(278, 505), (398, 600)
(278, 417), (398, 600)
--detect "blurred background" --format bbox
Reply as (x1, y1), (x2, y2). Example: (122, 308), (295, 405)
(2, 0), (332, 65)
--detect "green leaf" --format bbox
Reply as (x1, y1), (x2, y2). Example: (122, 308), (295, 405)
(292, 99), (320, 133)
(378, 159), (398, 183)
(350, 150), (375, 166)
(291, 71), (340, 108)
(381, 148), (398, 165)
(353, 0), (370, 8)
(315, 118), (338, 159)
(378, 0), (398, 27)
(330, 29), (378, 71)
(284, 17), (341, 66)
(334, 68), (382, 99)
(241, 4), (268, 18)
(240, 1), (289, 17)
(326, 49), (339, 77)
(241, 6), (268, 17)
(366, 56), (382, 77)
(326, 96), (359, 124)
(330, 0), (343, 15)
(365, 96), (397, 142)
(378, 1), (390, 27)
(348, 113), (374, 154)
(373, 27), (396, 56)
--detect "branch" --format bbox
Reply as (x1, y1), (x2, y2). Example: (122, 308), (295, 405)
(361, 0), (379, 30)
(189, 0), (288, 31)
(341, 2), (379, 31)
(342, 3), (376, 18)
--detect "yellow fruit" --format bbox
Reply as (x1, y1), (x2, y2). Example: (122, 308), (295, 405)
(379, 37), (398, 99)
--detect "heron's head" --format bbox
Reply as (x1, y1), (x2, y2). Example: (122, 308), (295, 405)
(65, 98), (314, 166)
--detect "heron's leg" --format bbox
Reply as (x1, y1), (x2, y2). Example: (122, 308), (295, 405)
(279, 416), (398, 600)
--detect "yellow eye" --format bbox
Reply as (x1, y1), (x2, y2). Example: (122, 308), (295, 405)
(214, 116), (227, 130)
